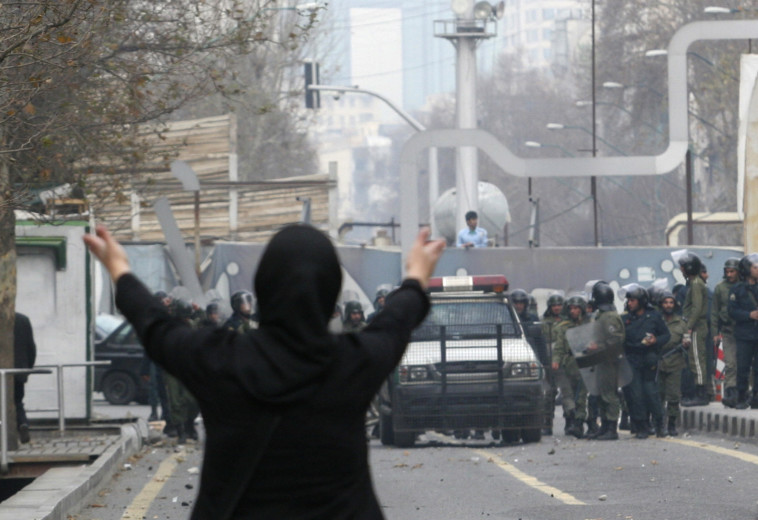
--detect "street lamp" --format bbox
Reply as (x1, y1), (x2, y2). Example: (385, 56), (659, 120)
(602, 81), (665, 97)
(645, 48), (739, 81)
(524, 141), (575, 157)
(704, 6), (755, 52)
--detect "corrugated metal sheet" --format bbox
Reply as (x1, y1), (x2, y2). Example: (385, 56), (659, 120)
(88, 114), (330, 243)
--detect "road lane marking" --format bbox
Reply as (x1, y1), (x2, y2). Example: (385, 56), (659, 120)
(473, 449), (586, 505)
(120, 448), (186, 519)
(666, 437), (758, 465)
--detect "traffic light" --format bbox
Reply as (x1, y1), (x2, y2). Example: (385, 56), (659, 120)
(304, 61), (320, 109)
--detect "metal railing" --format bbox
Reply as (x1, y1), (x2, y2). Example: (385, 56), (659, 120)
(0, 368), (53, 473)
(32, 361), (111, 433)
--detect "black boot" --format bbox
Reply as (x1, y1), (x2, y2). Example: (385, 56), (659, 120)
(722, 387), (737, 408)
(585, 418), (600, 439)
(148, 406), (159, 422)
(687, 385), (709, 406)
(564, 411), (575, 435)
(667, 416), (678, 437)
(654, 417), (665, 438)
(619, 412), (630, 431)
(646, 418), (656, 436)
(596, 420), (618, 441)
(176, 423), (187, 445)
(735, 391), (750, 410)
(634, 420), (648, 439)
(567, 417), (584, 439)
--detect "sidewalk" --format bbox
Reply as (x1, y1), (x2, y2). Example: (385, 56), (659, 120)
(0, 420), (146, 520)
(680, 401), (758, 440)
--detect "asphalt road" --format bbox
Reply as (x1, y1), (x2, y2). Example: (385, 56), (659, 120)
(69, 401), (758, 520)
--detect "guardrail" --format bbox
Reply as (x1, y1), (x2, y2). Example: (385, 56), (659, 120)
(32, 361), (112, 433)
(0, 368), (53, 473)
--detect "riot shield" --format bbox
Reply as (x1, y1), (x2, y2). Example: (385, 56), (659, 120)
(565, 322), (632, 394)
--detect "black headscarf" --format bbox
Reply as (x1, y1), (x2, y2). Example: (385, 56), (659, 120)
(247, 224), (342, 404)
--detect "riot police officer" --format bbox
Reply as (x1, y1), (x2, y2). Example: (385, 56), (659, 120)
(224, 290), (256, 333)
(512, 290), (551, 434)
(587, 282), (625, 441)
(679, 253), (710, 406)
(712, 258), (740, 407)
(552, 295), (590, 438)
(728, 253), (758, 409)
(343, 301), (367, 332)
(621, 285), (669, 438)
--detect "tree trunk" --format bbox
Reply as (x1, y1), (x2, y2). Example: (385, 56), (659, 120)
(0, 148), (18, 450)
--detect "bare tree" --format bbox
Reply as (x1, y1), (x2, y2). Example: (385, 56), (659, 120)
(0, 0), (319, 445)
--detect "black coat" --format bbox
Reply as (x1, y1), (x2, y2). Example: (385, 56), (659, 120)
(116, 228), (429, 520)
(14, 313), (36, 383)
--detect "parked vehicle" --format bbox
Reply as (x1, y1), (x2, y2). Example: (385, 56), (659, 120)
(94, 314), (149, 405)
(377, 275), (545, 447)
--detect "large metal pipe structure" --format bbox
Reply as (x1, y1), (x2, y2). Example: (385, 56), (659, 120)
(399, 20), (758, 267)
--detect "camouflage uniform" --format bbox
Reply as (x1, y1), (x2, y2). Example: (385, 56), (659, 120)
(592, 308), (625, 423)
(553, 316), (590, 429)
(658, 312), (687, 421)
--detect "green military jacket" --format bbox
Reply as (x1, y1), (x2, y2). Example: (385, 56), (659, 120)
(711, 279), (736, 335)
(593, 307), (625, 357)
(342, 320), (366, 333)
(541, 315), (563, 347)
(682, 276), (708, 334)
(553, 315), (591, 369)
(659, 313), (687, 372)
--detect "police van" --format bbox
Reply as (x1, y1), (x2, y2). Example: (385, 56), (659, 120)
(377, 275), (545, 447)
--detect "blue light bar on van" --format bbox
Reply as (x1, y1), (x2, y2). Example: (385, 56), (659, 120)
(427, 275), (509, 293)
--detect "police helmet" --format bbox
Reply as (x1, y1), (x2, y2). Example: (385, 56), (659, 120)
(739, 253), (758, 280)
(678, 252), (703, 277)
(374, 288), (390, 306)
(591, 281), (614, 306)
(172, 299), (194, 319)
(546, 293), (564, 308)
(724, 257), (740, 277)
(231, 290), (254, 316)
(624, 283), (648, 309)
(509, 289), (530, 305)
(154, 290), (168, 300)
(565, 294), (587, 313)
(659, 290), (678, 312)
(646, 285), (664, 308)
(344, 300), (363, 316)
(206, 302), (220, 316)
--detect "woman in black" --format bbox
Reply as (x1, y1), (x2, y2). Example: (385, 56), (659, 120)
(84, 223), (444, 520)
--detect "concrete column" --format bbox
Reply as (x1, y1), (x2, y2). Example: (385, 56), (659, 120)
(744, 67), (758, 252)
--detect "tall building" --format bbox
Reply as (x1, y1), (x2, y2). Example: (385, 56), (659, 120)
(500, 0), (586, 74)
